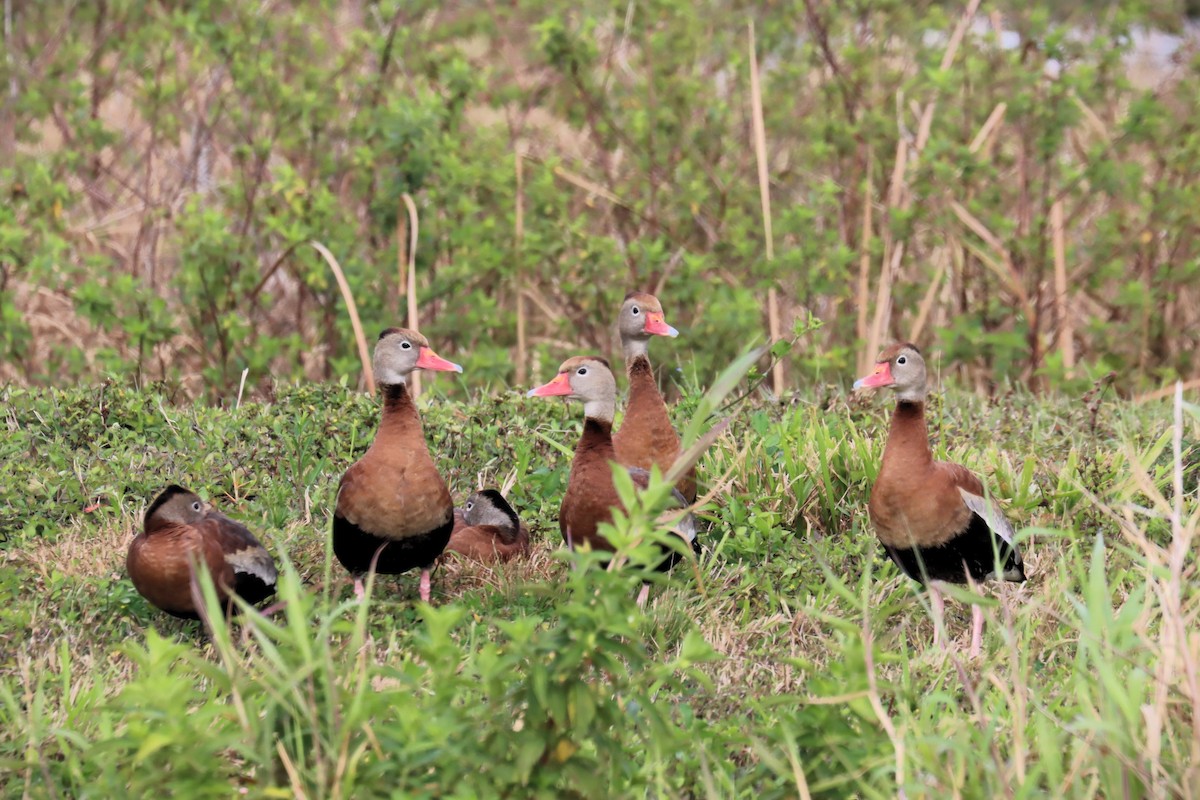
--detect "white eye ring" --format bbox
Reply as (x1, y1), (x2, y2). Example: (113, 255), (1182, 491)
(632, 307), (640, 315)
(897, 356), (907, 365)
(577, 367), (588, 375)
(466, 502), (474, 511)
(192, 502), (202, 512)
(401, 341), (412, 350)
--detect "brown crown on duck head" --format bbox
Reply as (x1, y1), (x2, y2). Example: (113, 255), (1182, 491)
(144, 485), (207, 531)
(854, 343), (927, 403)
(374, 327), (463, 386)
(527, 356), (617, 423)
(617, 292), (679, 358)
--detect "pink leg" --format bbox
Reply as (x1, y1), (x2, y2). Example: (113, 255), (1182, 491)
(969, 604), (984, 658)
(635, 583), (650, 609)
(354, 577), (365, 600)
(258, 600), (289, 617)
(419, 568), (432, 603)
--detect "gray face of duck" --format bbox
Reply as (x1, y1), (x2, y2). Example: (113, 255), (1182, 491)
(464, 489), (520, 531)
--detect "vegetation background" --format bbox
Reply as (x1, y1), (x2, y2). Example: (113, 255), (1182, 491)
(2, 0), (1200, 798)
(4, 0), (1200, 399)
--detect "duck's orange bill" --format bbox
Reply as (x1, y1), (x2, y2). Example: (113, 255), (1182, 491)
(527, 372), (572, 397)
(415, 346), (463, 373)
(643, 312), (679, 337)
(853, 362), (893, 390)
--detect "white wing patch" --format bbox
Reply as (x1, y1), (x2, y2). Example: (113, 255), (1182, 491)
(957, 487), (1016, 548)
(225, 547), (278, 585)
(958, 487), (1024, 579)
(666, 486), (697, 545)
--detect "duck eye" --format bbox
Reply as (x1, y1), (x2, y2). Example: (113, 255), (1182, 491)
(577, 367), (588, 376)
(631, 306), (640, 315)
(466, 502), (473, 511)
(897, 356), (907, 365)
(401, 341), (412, 350)
(192, 502), (202, 512)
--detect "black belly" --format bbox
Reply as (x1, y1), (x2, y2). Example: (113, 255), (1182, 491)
(655, 534), (702, 573)
(333, 513), (454, 576)
(884, 512), (1024, 584)
(232, 573), (277, 607)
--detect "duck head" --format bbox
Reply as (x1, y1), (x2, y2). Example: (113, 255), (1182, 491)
(527, 355), (617, 423)
(144, 485), (208, 533)
(374, 327), (463, 386)
(464, 489), (520, 531)
(854, 343), (927, 403)
(618, 292), (678, 358)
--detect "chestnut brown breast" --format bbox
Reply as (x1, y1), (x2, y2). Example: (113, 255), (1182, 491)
(560, 418), (626, 552)
(444, 522), (531, 563)
(868, 402), (977, 549)
(612, 356), (696, 501)
(335, 384), (454, 542)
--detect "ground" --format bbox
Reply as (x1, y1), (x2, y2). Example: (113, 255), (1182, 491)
(0, 377), (1195, 798)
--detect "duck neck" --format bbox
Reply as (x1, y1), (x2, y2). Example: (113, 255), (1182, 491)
(623, 336), (650, 361)
(625, 353), (662, 402)
(377, 382), (423, 443)
(575, 415), (616, 463)
(582, 397), (615, 427)
(882, 400), (932, 471)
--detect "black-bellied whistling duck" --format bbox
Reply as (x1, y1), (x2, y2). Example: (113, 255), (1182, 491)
(854, 343), (1026, 656)
(611, 292), (697, 502)
(443, 489), (531, 563)
(529, 356), (698, 605)
(333, 328), (463, 602)
(127, 485), (278, 619)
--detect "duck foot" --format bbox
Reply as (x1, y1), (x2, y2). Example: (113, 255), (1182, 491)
(419, 568), (432, 603)
(354, 577), (365, 601)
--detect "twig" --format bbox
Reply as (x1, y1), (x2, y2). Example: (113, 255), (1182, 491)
(748, 20), (784, 397)
(310, 240), (374, 392)
(515, 147), (527, 384)
(401, 193), (421, 398)
(1051, 200), (1075, 376)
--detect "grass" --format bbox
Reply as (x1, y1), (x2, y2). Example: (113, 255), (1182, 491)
(0, 374), (1197, 798)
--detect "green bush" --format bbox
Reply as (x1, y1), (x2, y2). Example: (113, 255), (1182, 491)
(2, 1), (1199, 397)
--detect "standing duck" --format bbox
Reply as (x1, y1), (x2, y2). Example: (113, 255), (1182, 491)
(333, 328), (463, 601)
(127, 485), (278, 619)
(529, 356), (697, 604)
(854, 343), (1026, 656)
(611, 292), (697, 502)
(443, 489), (531, 563)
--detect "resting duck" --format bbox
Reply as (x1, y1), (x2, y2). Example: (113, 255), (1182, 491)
(854, 343), (1026, 655)
(333, 328), (462, 601)
(529, 356), (697, 604)
(127, 485), (278, 619)
(443, 489), (531, 563)
(611, 292), (697, 502)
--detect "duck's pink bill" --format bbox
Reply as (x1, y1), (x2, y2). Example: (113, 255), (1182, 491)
(527, 372), (572, 397)
(416, 347), (463, 373)
(853, 362), (893, 390)
(643, 313), (679, 338)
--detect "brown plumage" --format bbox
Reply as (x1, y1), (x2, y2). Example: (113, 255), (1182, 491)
(855, 343), (1025, 655)
(332, 327), (463, 601)
(443, 489), (530, 563)
(127, 485), (277, 620)
(611, 292), (697, 502)
(528, 356), (697, 563)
